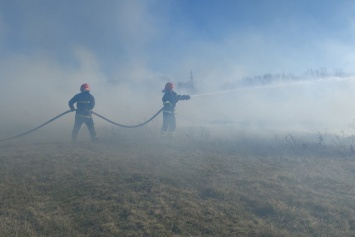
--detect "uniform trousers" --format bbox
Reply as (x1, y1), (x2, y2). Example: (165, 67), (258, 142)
(72, 115), (97, 141)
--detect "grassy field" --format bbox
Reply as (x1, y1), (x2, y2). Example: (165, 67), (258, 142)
(0, 126), (355, 236)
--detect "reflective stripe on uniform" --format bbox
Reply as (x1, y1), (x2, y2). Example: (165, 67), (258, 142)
(164, 101), (172, 106)
(163, 110), (174, 113)
(78, 101), (90, 104)
(76, 114), (91, 118)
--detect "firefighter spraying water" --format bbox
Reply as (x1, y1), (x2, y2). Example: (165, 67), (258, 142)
(161, 82), (190, 137)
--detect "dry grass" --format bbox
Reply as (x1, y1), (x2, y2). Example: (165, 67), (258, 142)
(0, 126), (355, 236)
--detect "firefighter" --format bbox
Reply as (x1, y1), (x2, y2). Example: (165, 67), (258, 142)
(69, 83), (98, 142)
(161, 82), (190, 137)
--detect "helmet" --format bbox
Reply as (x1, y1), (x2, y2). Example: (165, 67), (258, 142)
(80, 83), (90, 92)
(164, 82), (174, 91)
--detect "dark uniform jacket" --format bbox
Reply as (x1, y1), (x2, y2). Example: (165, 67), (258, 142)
(162, 90), (189, 113)
(69, 91), (95, 117)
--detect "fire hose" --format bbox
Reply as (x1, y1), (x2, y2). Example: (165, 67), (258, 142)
(0, 108), (164, 142)
(92, 108), (163, 128)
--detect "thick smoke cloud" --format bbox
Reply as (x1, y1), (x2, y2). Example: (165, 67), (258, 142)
(187, 78), (355, 134)
(1, 0), (355, 140)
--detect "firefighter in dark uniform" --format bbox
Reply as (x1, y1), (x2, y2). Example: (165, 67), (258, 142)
(69, 83), (98, 142)
(161, 82), (190, 136)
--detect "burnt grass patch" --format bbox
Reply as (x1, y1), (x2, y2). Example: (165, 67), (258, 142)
(0, 130), (355, 236)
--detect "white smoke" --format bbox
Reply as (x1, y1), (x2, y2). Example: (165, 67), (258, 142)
(2, 1), (355, 140)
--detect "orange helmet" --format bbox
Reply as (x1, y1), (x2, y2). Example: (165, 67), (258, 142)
(164, 82), (174, 91)
(80, 83), (90, 92)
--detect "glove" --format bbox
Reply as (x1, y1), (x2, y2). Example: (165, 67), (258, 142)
(70, 107), (76, 111)
(183, 95), (190, 100)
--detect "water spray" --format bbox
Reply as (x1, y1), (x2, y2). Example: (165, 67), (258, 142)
(191, 76), (354, 98)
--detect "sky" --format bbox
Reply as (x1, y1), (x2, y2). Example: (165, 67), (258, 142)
(1, 0), (355, 137)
